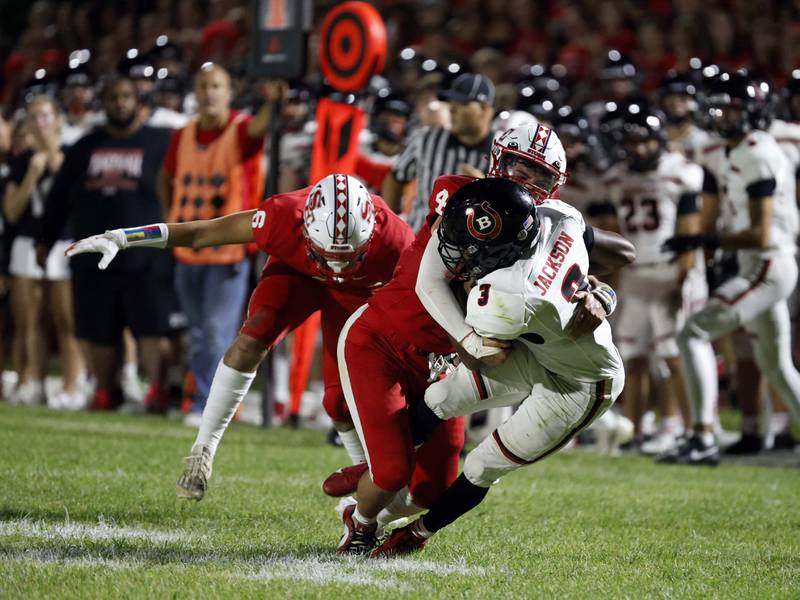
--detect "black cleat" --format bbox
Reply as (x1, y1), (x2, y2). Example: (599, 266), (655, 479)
(337, 504), (377, 555)
(770, 432), (797, 452)
(724, 434), (762, 456)
(655, 435), (720, 466)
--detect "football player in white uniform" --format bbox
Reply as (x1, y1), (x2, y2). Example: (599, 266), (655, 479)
(659, 72), (800, 465)
(369, 126), (635, 557)
(660, 71), (715, 162)
(591, 106), (704, 452)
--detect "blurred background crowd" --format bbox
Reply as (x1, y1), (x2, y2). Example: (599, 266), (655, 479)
(0, 0), (798, 457)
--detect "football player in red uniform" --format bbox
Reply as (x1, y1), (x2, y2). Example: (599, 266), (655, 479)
(66, 174), (443, 501)
(333, 123), (636, 555)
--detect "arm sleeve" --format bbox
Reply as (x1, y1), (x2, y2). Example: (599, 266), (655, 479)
(677, 192), (699, 215)
(746, 178), (776, 200)
(415, 230), (473, 343)
(583, 223), (595, 252)
(702, 167), (718, 194)
(249, 198), (274, 253)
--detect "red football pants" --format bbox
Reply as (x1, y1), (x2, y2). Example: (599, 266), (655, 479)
(339, 304), (464, 508)
(240, 260), (367, 422)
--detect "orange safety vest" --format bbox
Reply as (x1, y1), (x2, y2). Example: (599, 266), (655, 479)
(168, 113), (264, 265)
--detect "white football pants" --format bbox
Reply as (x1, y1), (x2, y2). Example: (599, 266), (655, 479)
(678, 252), (800, 428)
(425, 341), (624, 487)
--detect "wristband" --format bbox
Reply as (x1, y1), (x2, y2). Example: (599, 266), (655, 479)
(119, 223), (169, 248)
(591, 284), (617, 316)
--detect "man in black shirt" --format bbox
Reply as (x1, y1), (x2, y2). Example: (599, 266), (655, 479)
(40, 76), (179, 411)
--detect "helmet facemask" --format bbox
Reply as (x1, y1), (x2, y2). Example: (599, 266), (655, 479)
(489, 146), (563, 201)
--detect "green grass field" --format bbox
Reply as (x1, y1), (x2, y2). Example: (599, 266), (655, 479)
(1, 403), (798, 599)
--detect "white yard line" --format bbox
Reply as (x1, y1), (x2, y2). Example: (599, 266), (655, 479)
(2, 548), (141, 570)
(244, 554), (489, 590)
(0, 517), (194, 544)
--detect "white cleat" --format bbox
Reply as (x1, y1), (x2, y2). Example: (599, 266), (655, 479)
(176, 445), (213, 500)
(13, 381), (45, 406)
(640, 430), (681, 456)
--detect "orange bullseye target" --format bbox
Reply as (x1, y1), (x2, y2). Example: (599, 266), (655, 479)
(319, 1), (387, 92)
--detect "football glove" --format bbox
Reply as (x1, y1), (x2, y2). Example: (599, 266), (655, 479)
(661, 233), (719, 255)
(65, 223), (168, 270)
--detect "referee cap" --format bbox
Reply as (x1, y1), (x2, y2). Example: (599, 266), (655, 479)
(439, 73), (495, 106)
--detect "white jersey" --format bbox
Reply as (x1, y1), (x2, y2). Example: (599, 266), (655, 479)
(464, 200), (623, 383)
(669, 123), (715, 163)
(703, 130), (798, 261)
(604, 152), (703, 266)
(559, 165), (605, 219)
(769, 119), (800, 173)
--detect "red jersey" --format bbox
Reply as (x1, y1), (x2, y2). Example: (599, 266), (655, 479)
(367, 175), (474, 353)
(250, 186), (414, 297)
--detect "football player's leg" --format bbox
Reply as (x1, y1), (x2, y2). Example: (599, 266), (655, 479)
(418, 372), (622, 538)
(338, 307), (425, 522)
(407, 415), (465, 508)
(178, 265), (320, 499)
(747, 300), (800, 423)
(320, 297), (365, 464)
(616, 285), (652, 443)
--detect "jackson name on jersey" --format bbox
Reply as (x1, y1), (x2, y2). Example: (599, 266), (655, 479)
(464, 199), (623, 383)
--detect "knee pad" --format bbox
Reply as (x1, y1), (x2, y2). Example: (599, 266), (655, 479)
(462, 437), (519, 488)
(322, 387), (350, 422)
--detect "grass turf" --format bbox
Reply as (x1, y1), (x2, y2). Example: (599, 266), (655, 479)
(0, 403), (798, 599)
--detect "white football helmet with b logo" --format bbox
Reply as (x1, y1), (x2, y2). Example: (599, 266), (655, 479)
(303, 174), (376, 279)
(489, 122), (567, 201)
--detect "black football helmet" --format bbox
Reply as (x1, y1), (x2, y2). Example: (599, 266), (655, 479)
(437, 178), (540, 281)
(553, 106), (606, 170)
(705, 71), (771, 139)
(620, 104), (666, 172)
(659, 71), (699, 125)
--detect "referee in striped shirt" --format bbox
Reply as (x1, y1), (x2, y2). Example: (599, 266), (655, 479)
(381, 73), (496, 231)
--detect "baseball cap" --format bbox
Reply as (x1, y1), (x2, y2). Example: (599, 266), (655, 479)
(438, 73), (495, 105)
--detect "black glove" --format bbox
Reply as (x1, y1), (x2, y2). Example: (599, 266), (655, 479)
(662, 233), (719, 255)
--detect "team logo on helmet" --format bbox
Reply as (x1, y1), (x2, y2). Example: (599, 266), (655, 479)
(466, 202), (502, 241)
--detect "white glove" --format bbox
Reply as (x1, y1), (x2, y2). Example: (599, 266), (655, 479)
(459, 330), (506, 360)
(65, 230), (127, 270)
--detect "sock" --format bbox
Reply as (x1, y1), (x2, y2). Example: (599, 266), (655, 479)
(193, 360), (257, 458)
(699, 431), (715, 447)
(662, 415), (683, 435)
(770, 412), (790, 435)
(742, 416), (759, 436)
(412, 518), (434, 539)
(419, 473), (490, 534)
(377, 487), (423, 529)
(338, 429), (366, 464)
(353, 507), (377, 526)
(122, 362), (138, 380)
(410, 399), (444, 446)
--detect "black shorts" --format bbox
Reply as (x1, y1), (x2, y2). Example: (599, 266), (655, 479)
(72, 265), (185, 345)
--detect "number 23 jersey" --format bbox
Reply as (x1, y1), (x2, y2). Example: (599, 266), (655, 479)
(604, 152), (702, 265)
(465, 200), (623, 383)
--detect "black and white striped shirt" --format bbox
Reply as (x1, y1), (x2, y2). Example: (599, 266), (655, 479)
(392, 126), (492, 231)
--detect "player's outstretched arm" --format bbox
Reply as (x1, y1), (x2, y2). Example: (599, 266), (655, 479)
(588, 227), (636, 275)
(65, 210), (257, 270)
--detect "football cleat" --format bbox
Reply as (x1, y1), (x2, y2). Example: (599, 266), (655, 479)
(322, 462), (368, 497)
(337, 504), (377, 555)
(655, 435), (720, 466)
(370, 521), (428, 558)
(176, 445), (213, 500)
(723, 433), (762, 456)
(640, 430), (681, 456)
(769, 432), (797, 452)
